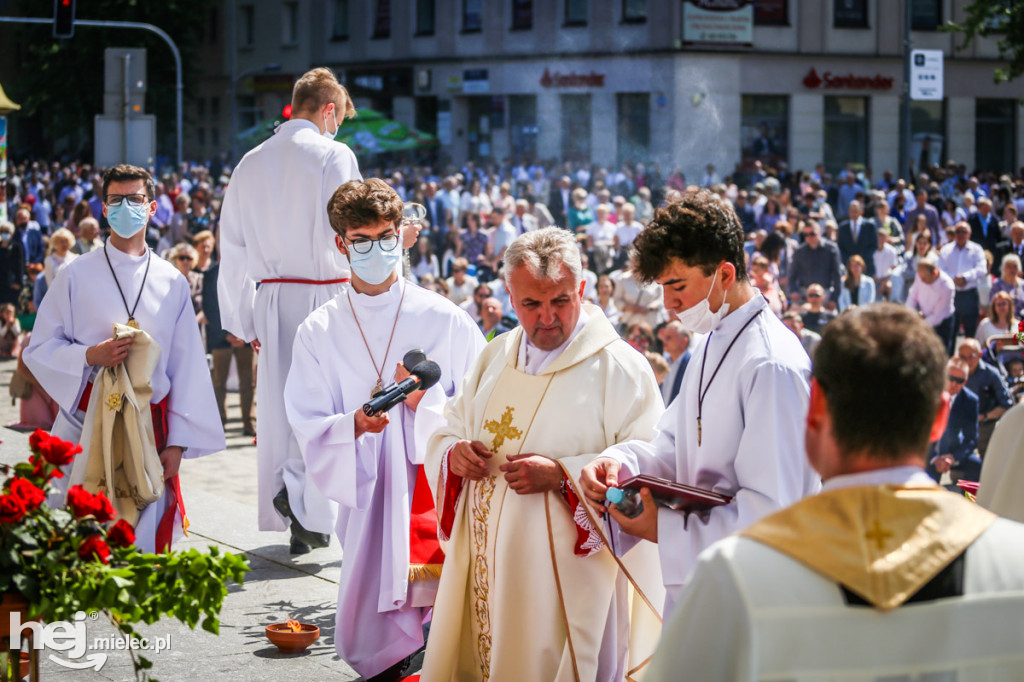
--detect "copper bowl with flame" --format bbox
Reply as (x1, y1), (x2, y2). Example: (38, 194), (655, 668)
(265, 618), (319, 653)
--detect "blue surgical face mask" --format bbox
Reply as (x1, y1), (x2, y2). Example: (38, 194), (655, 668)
(348, 241), (401, 285)
(323, 108), (339, 140)
(107, 201), (150, 238)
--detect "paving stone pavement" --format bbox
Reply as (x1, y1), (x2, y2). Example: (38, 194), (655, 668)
(0, 358), (409, 681)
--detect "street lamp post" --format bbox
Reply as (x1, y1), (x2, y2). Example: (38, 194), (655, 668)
(229, 63), (281, 163)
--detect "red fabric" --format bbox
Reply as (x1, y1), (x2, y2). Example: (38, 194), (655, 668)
(557, 473), (594, 556)
(259, 277), (351, 285)
(76, 380), (93, 412)
(438, 448), (464, 540)
(409, 465), (444, 567)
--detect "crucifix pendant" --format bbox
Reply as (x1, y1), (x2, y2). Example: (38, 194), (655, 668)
(126, 317), (140, 329)
(697, 417), (702, 446)
(371, 379), (384, 399)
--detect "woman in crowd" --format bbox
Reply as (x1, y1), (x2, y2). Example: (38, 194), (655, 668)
(0, 302), (21, 358)
(460, 178), (492, 217)
(596, 274), (619, 328)
(838, 255), (876, 311)
(977, 291), (1018, 350)
(625, 321), (655, 353)
(991, 253), (1024, 318)
(192, 229), (216, 274)
(169, 242), (203, 319)
(568, 187), (594, 235)
(941, 198), (965, 230)
(439, 229), (461, 279)
(410, 235), (440, 282)
(65, 200), (92, 237)
(43, 228), (77, 286)
(758, 198), (782, 233)
(750, 255), (787, 317)
(460, 210), (492, 280)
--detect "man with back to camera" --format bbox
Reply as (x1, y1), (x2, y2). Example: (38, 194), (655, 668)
(218, 67), (362, 554)
(645, 304), (1024, 681)
(579, 189), (821, 616)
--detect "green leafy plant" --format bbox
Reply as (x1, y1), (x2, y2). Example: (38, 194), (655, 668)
(0, 430), (248, 680)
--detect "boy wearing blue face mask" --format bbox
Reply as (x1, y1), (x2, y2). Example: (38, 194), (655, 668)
(23, 164), (225, 553)
(579, 189), (821, 619)
(284, 178), (485, 681)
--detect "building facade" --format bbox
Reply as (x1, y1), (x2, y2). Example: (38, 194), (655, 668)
(197, 0), (1024, 180)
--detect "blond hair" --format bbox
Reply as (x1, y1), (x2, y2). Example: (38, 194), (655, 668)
(291, 67), (355, 119)
(48, 228), (75, 255)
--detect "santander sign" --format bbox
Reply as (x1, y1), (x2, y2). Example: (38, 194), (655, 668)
(802, 67), (894, 90)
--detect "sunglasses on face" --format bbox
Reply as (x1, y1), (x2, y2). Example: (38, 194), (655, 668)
(176, 255), (194, 262)
(948, 375), (966, 385)
(807, 293), (822, 298)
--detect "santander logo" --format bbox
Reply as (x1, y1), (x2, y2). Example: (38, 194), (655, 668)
(802, 67), (894, 90)
(803, 68), (823, 89)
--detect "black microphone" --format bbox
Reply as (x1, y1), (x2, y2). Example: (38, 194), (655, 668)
(362, 360), (442, 416)
(402, 348), (427, 371)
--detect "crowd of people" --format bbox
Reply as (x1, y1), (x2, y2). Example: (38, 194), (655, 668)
(5, 65), (1024, 680)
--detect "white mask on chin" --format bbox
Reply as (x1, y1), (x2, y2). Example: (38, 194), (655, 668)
(676, 267), (730, 334)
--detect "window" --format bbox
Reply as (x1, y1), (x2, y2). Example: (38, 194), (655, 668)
(623, 0), (646, 22)
(211, 97), (220, 118)
(282, 2), (299, 44)
(373, 0), (391, 38)
(511, 0), (533, 30)
(212, 127), (220, 148)
(911, 0), (941, 31)
(463, 0), (482, 32)
(207, 7), (219, 43)
(416, 0), (435, 35)
(197, 128), (206, 147)
(910, 99), (945, 168)
(331, 0), (349, 39)
(741, 95), (789, 167)
(197, 98), (206, 118)
(239, 96), (259, 130)
(754, 0), (788, 26)
(617, 94), (650, 163)
(561, 94), (591, 161)
(976, 99), (1016, 174)
(833, 0), (868, 28)
(239, 5), (254, 47)
(824, 97), (869, 175)
(565, 0), (587, 26)
(510, 96), (538, 158)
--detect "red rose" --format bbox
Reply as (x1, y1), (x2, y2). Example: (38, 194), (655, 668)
(1019, 319), (1024, 333)
(34, 433), (81, 467)
(66, 485), (116, 522)
(9, 477), (45, 510)
(30, 454), (64, 482)
(78, 535), (111, 564)
(28, 429), (50, 452)
(107, 519), (136, 548)
(0, 494), (27, 524)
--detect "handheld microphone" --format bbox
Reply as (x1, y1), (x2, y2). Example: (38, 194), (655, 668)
(402, 348), (427, 371)
(362, 360), (442, 416)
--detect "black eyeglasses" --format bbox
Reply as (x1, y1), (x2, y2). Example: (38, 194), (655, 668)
(105, 193), (149, 207)
(176, 255), (194, 262)
(802, 232), (817, 238)
(345, 233), (400, 254)
(947, 375), (966, 385)
(807, 292), (823, 298)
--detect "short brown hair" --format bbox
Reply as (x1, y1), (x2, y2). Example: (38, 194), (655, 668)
(814, 304), (947, 460)
(102, 164), (155, 201)
(326, 179), (403, 237)
(291, 67), (356, 119)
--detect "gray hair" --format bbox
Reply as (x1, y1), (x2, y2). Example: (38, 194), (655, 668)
(1002, 253), (1022, 271)
(504, 227), (582, 285)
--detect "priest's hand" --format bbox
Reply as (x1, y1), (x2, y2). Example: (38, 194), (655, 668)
(86, 336), (134, 366)
(394, 361), (426, 412)
(355, 410), (389, 438)
(160, 446), (184, 481)
(933, 454), (955, 474)
(500, 454), (561, 495)
(449, 440), (492, 480)
(608, 487), (658, 543)
(579, 457), (621, 512)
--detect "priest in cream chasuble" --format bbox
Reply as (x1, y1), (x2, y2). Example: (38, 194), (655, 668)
(422, 228), (665, 682)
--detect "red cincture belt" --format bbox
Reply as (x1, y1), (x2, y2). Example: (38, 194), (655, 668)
(259, 277), (350, 285)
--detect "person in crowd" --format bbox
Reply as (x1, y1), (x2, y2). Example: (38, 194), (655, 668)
(422, 227), (664, 681)
(874, 198), (905, 246)
(992, 221), (1024, 277)
(459, 178), (492, 218)
(23, 164), (224, 553)
(65, 199), (92, 237)
(801, 283), (837, 334)
(958, 338), (1014, 458)
(645, 304), (1024, 681)
(787, 220), (842, 305)
(445, 257), (478, 306)
(486, 206), (518, 274)
(0, 221), (25, 307)
(0, 302), (22, 358)
(757, 198), (781, 233)
(167, 193), (191, 246)
(928, 356), (981, 486)
(907, 253), (957, 355)
(991, 253), (1024, 318)
(410, 235), (440, 282)
(657, 319), (691, 405)
(285, 178), (485, 681)
(568, 187), (595, 235)
(872, 226), (903, 301)
(837, 200), (877, 277)
(586, 203), (618, 274)
(478, 296), (512, 341)
(460, 210), (492, 280)
(596, 273), (620, 327)
(906, 187), (942, 245)
(43, 228), (77, 286)
(13, 207), (44, 265)
(579, 189), (820, 618)
(613, 266), (664, 331)
(750, 255), (787, 317)
(645, 350), (670, 386)
(976, 291), (1018, 350)
(969, 196), (1002, 254)
(459, 283), (492, 324)
(191, 229), (216, 274)
(938, 221), (987, 341)
(509, 198), (537, 236)
(626, 321), (655, 353)
(218, 67), (363, 554)
(168, 242), (203, 321)
(782, 310), (821, 361)
(71, 217), (103, 255)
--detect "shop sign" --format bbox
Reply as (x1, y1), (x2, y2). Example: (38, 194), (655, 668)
(539, 68), (606, 88)
(463, 69), (490, 94)
(682, 0), (753, 47)
(802, 67), (894, 90)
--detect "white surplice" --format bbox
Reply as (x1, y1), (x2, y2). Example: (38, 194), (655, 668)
(284, 278), (485, 678)
(646, 467), (1024, 681)
(602, 294), (821, 615)
(23, 244), (225, 552)
(218, 118), (362, 534)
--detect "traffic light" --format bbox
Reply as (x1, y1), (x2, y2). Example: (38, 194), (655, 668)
(281, 104), (292, 120)
(54, 0), (75, 39)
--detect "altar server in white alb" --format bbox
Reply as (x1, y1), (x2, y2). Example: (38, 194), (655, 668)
(581, 189), (821, 615)
(24, 164), (224, 552)
(285, 179), (485, 681)
(218, 67), (362, 553)
(647, 305), (1024, 681)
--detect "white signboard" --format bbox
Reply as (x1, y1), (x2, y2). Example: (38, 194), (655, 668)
(682, 0), (753, 47)
(910, 49), (943, 101)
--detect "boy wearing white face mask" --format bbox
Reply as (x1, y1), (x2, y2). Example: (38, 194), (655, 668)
(23, 164), (224, 553)
(580, 189), (821, 618)
(284, 178), (485, 681)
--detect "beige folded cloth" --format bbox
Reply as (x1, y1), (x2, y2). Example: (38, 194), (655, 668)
(80, 323), (164, 526)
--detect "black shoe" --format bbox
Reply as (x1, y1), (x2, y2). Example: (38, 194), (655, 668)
(363, 655), (410, 682)
(289, 537), (312, 555)
(273, 488), (331, 549)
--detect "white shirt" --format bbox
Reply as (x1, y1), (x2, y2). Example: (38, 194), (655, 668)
(872, 243), (902, 278)
(517, 309), (589, 375)
(938, 240), (987, 290)
(906, 271), (956, 326)
(615, 221), (644, 249)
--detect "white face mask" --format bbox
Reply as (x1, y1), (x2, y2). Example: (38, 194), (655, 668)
(676, 267), (730, 335)
(323, 107), (338, 140)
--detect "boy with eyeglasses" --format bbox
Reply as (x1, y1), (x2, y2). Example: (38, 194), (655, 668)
(23, 164), (224, 552)
(284, 178), (484, 681)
